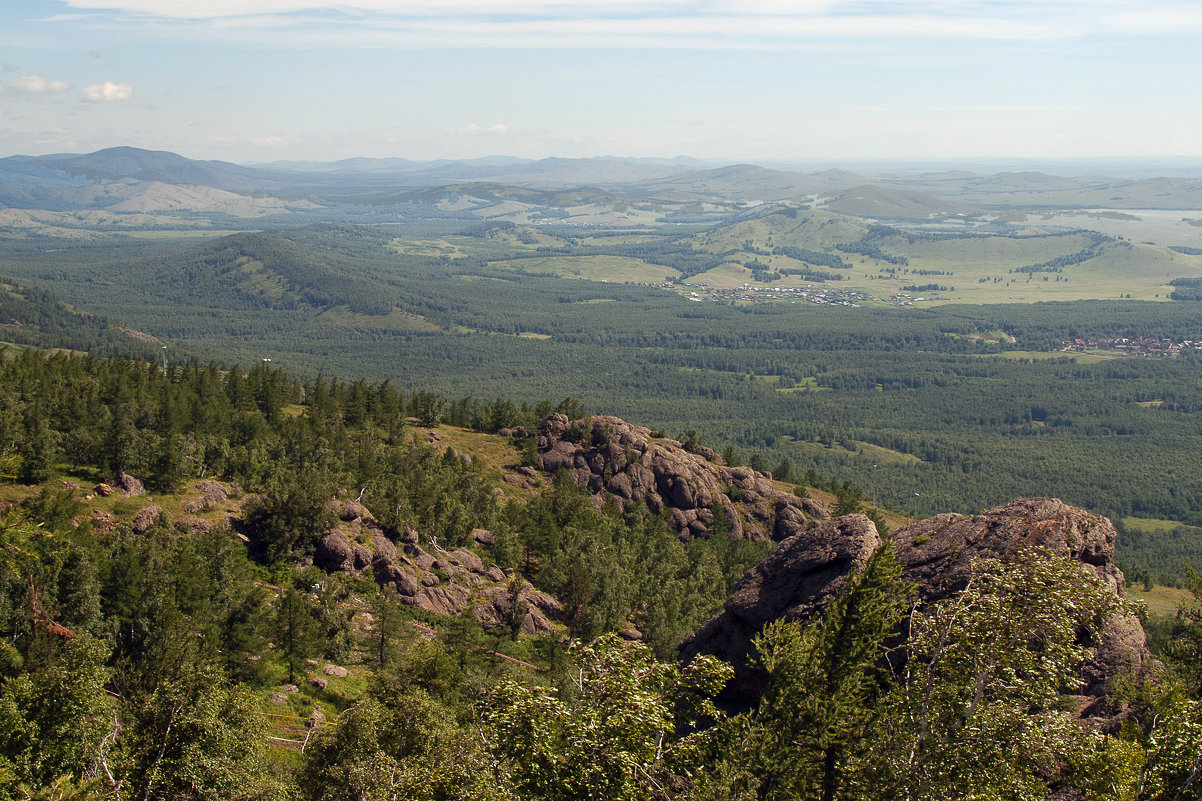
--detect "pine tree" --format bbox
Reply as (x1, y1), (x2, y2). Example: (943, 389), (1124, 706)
(729, 542), (912, 801)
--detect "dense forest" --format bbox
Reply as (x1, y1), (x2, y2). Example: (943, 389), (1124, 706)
(3, 226), (1202, 584)
(1, 346), (1201, 800)
(7, 111), (1202, 799)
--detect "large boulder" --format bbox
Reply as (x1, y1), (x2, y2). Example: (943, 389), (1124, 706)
(682, 498), (1150, 713)
(895, 497), (1125, 597)
(306, 495), (564, 635)
(680, 514), (881, 705)
(893, 497), (1147, 701)
(116, 471), (145, 497)
(193, 480), (229, 507)
(132, 504), (163, 534)
(315, 531), (356, 573)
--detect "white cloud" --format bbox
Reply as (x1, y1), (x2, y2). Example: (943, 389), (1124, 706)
(50, 0), (1192, 44)
(59, 0), (687, 18)
(1110, 7), (1202, 33)
(81, 81), (133, 101)
(447, 123), (509, 135)
(6, 74), (75, 94)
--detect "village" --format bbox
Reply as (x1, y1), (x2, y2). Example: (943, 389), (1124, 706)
(666, 281), (874, 307)
(1060, 335), (1202, 356)
(663, 279), (960, 309)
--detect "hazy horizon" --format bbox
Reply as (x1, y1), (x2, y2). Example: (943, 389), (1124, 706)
(10, 145), (1202, 182)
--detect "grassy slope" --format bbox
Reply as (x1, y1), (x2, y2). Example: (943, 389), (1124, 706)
(391, 210), (1202, 306)
(1127, 584), (1194, 615)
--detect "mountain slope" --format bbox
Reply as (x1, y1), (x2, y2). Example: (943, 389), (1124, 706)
(819, 184), (977, 219)
(26, 146), (284, 191)
(0, 278), (162, 356)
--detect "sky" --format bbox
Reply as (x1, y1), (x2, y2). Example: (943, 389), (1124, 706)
(2, 0), (1201, 164)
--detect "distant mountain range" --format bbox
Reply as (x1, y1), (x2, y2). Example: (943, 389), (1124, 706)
(1, 146), (1200, 236)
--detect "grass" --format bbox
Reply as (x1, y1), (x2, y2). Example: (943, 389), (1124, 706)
(123, 229), (247, 240)
(790, 484), (913, 531)
(0, 340), (86, 358)
(375, 215), (1202, 308)
(387, 237), (471, 259)
(773, 376), (826, 392)
(688, 261), (758, 288)
(488, 255), (679, 283)
(1124, 516), (1191, 533)
(1127, 584), (1194, 615)
(427, 424), (539, 501)
(316, 305), (443, 332)
(549, 217), (1202, 305)
(0, 471), (246, 531)
(978, 350), (1119, 363)
(774, 436), (922, 467)
(852, 441), (926, 466)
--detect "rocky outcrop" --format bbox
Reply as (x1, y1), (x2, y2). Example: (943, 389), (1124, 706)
(115, 471), (145, 497)
(132, 504), (163, 534)
(312, 499), (559, 635)
(529, 414), (827, 542)
(682, 498), (1149, 713)
(895, 497), (1126, 599)
(681, 514), (881, 704)
(893, 497), (1148, 706)
(183, 480), (230, 513)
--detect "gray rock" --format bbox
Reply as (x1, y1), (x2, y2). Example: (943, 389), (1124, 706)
(373, 561), (420, 596)
(132, 505), (163, 534)
(194, 480), (229, 506)
(315, 531), (356, 572)
(529, 413), (825, 542)
(894, 497), (1149, 702)
(116, 471), (145, 497)
(684, 498), (1151, 718)
(473, 604), (503, 626)
(522, 607), (554, 634)
(370, 532), (397, 563)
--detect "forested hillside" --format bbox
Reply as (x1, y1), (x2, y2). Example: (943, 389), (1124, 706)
(4, 228), (1202, 575)
(1, 346), (1200, 800)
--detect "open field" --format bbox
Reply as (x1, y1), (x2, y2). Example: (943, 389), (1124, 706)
(830, 242), (1195, 305)
(654, 212), (1202, 305)
(350, 207), (1202, 306)
(1127, 584), (1194, 615)
(772, 437), (923, 468)
(978, 351), (1120, 363)
(1034, 209), (1202, 248)
(489, 255), (679, 283)
(1125, 516), (1196, 533)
